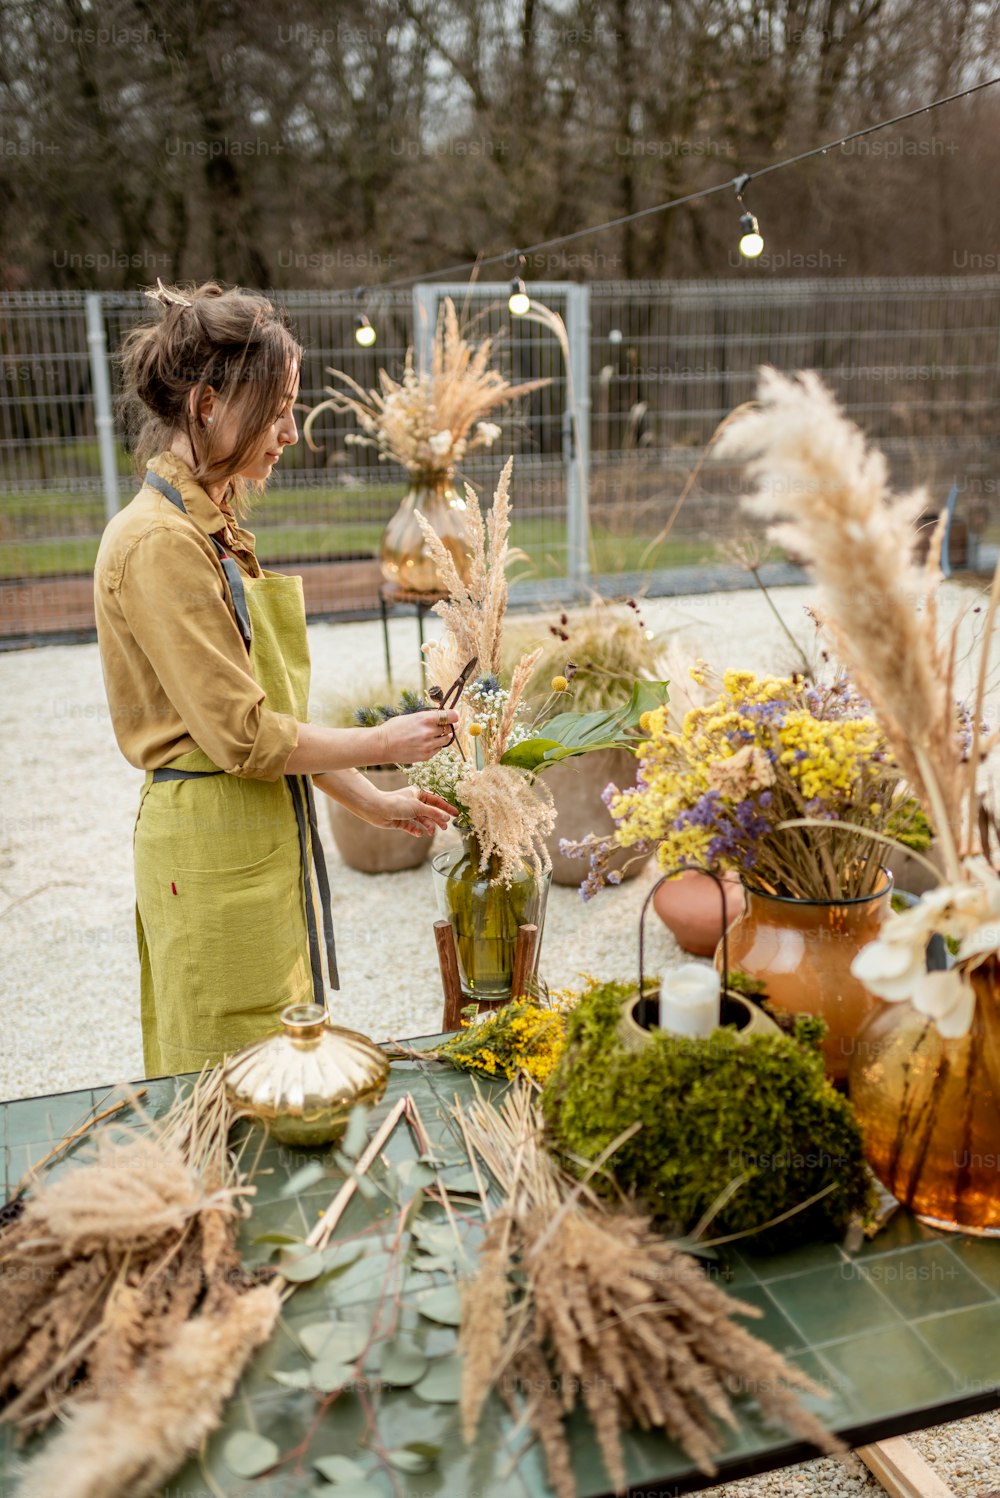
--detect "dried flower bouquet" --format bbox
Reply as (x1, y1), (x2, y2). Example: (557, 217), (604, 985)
(717, 367), (1000, 1038)
(303, 296), (549, 480)
(407, 458), (669, 884)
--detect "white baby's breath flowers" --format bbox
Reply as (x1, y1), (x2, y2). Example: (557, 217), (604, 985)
(851, 858), (1000, 1038)
(476, 421), (502, 446)
(428, 429), (453, 457)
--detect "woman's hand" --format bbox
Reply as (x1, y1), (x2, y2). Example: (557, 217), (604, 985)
(362, 787), (459, 836)
(377, 709), (459, 765)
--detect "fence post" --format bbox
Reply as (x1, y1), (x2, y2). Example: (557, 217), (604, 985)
(564, 283), (591, 595)
(412, 284), (437, 373)
(86, 292), (119, 521)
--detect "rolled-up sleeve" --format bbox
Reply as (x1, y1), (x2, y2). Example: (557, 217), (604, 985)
(116, 525), (299, 780)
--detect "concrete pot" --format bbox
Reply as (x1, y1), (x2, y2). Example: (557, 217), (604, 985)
(325, 767), (433, 874)
(885, 839), (942, 898)
(543, 745), (653, 887)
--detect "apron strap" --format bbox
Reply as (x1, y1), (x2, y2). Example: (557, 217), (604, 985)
(287, 775), (340, 1001)
(152, 767), (223, 782)
(304, 775), (340, 990)
(145, 470), (253, 653)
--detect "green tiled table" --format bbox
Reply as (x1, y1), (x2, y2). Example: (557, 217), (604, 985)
(2, 1051), (999, 1498)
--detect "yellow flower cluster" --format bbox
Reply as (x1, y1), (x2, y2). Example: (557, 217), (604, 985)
(607, 670), (892, 882)
(438, 999), (570, 1084)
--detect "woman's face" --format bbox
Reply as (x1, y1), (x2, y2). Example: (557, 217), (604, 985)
(207, 360), (301, 481)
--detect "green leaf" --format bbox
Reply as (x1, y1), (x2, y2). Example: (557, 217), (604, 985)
(340, 1105), (370, 1161)
(414, 1353), (462, 1403)
(413, 1284), (462, 1326)
(313, 1454), (368, 1483)
(320, 1243), (364, 1275)
(222, 1431), (280, 1478)
(309, 1358), (357, 1393)
(395, 1160), (437, 1189)
(386, 1446), (436, 1473)
(280, 1160), (327, 1197)
(411, 1219), (457, 1254)
(379, 1338), (428, 1387)
(270, 1368), (313, 1389)
(499, 735), (563, 770)
(502, 680), (670, 771)
(300, 1321), (369, 1362)
(251, 1231), (304, 1246)
(278, 1249), (326, 1283)
(440, 1168), (480, 1194)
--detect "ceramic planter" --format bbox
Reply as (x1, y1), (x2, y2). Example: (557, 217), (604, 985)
(721, 870), (894, 1083)
(652, 870), (745, 957)
(544, 745), (653, 887)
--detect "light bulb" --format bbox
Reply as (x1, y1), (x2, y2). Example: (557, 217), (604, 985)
(354, 313), (376, 347)
(738, 213), (764, 259)
(508, 277), (530, 316)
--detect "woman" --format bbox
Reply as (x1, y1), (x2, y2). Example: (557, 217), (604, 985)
(95, 279), (457, 1077)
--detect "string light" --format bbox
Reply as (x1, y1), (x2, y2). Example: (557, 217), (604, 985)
(354, 313), (376, 347)
(734, 174), (764, 259)
(508, 278), (530, 315)
(738, 212), (764, 258)
(508, 255), (531, 315)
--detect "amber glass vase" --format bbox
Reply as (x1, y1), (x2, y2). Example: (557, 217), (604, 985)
(379, 471), (472, 593)
(432, 829), (550, 1002)
(721, 871), (893, 1083)
(849, 960), (1000, 1236)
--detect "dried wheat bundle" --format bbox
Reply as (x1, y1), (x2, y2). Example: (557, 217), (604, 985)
(715, 367), (973, 875)
(455, 1086), (842, 1498)
(1, 1068), (279, 1498)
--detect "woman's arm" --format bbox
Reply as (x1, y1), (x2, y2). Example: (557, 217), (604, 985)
(312, 767), (457, 835)
(284, 712), (457, 775)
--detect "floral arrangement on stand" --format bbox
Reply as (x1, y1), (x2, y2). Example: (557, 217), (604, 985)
(388, 456), (667, 1001)
(716, 366), (1000, 1233)
(303, 297), (549, 590)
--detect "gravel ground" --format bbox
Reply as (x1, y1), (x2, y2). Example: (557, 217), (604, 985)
(1, 580), (997, 1496)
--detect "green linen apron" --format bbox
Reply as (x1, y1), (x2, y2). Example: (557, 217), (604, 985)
(134, 471), (338, 1076)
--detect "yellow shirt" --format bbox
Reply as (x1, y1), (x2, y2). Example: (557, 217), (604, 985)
(94, 450), (299, 780)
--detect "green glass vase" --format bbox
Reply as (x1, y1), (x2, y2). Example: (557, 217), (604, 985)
(432, 828), (550, 1002)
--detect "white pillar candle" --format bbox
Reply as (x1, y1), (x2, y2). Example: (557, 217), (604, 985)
(659, 963), (721, 1039)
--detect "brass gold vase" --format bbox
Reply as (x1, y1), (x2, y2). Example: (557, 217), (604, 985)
(849, 959), (1000, 1236)
(720, 869), (893, 1083)
(223, 1003), (390, 1146)
(380, 470), (472, 593)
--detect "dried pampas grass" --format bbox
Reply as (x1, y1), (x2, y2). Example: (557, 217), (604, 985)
(1, 1067), (277, 1498)
(419, 457), (514, 693)
(716, 367), (971, 876)
(456, 762), (555, 884)
(455, 1086), (841, 1498)
(16, 1283), (281, 1498)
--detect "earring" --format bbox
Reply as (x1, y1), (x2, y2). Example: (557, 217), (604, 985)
(206, 416), (213, 424)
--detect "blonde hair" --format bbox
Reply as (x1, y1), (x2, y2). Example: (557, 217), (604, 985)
(117, 280), (302, 516)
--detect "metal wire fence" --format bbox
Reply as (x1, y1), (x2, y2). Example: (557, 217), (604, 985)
(1, 278), (998, 641)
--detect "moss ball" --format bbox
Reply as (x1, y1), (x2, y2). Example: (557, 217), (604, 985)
(541, 980), (873, 1252)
